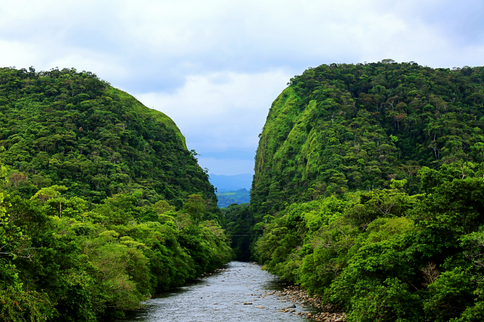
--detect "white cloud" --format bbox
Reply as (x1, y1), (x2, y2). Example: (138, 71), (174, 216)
(2, 0), (484, 174)
(0, 39), (37, 68)
(2, 0), (480, 72)
(1, 0), (483, 81)
(136, 70), (290, 154)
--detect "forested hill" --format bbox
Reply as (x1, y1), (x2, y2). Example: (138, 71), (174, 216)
(251, 60), (484, 215)
(0, 66), (216, 208)
(0, 67), (232, 322)
(248, 61), (484, 321)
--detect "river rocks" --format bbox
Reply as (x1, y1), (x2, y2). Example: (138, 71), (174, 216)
(274, 285), (347, 321)
(199, 267), (228, 279)
(307, 312), (348, 321)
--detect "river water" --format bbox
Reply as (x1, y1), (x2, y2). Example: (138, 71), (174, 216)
(119, 261), (315, 322)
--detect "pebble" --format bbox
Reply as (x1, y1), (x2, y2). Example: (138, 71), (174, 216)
(274, 285), (347, 322)
(200, 266), (346, 321)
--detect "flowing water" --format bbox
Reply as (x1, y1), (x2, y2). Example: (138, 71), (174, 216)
(119, 261), (316, 322)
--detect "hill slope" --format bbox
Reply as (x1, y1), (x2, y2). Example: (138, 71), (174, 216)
(0, 67), (231, 321)
(0, 67), (216, 208)
(251, 61), (484, 215)
(250, 61), (484, 321)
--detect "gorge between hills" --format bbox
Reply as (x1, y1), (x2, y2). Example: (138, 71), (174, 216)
(2, 60), (484, 321)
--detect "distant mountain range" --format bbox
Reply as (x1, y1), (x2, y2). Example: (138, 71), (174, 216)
(215, 189), (250, 208)
(209, 173), (252, 192)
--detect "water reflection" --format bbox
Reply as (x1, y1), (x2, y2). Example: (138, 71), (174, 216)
(118, 261), (314, 322)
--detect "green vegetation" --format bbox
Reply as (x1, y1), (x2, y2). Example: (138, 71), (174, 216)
(216, 188), (250, 208)
(221, 203), (254, 261)
(5, 60), (484, 321)
(252, 60), (484, 216)
(251, 61), (484, 321)
(0, 67), (232, 321)
(0, 66), (216, 208)
(255, 165), (484, 321)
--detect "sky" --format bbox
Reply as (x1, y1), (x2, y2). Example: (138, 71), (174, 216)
(1, 0), (484, 175)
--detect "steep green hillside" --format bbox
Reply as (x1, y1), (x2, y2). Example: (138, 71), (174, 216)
(0, 67), (231, 322)
(251, 61), (484, 321)
(255, 165), (484, 321)
(0, 67), (216, 208)
(252, 60), (484, 215)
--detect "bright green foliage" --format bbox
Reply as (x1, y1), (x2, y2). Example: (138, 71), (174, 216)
(254, 163), (484, 321)
(0, 182), (232, 321)
(251, 61), (484, 320)
(0, 284), (54, 322)
(255, 196), (353, 283)
(0, 67), (231, 321)
(424, 267), (474, 321)
(252, 61), (484, 216)
(183, 194), (206, 223)
(0, 67), (216, 208)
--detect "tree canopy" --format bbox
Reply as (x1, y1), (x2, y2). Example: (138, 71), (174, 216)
(0, 66), (216, 209)
(0, 67), (232, 321)
(251, 61), (484, 321)
(252, 61), (484, 216)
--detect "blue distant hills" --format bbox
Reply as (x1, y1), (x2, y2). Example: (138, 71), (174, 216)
(209, 174), (252, 207)
(214, 189), (250, 208)
(208, 173), (252, 192)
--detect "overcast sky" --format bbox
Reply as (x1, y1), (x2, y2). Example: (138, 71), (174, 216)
(1, 0), (483, 175)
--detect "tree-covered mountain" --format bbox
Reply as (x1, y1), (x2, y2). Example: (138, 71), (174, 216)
(251, 60), (484, 216)
(0, 66), (216, 209)
(0, 67), (231, 322)
(255, 166), (484, 321)
(250, 61), (484, 321)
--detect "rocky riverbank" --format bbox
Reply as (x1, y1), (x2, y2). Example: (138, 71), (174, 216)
(121, 262), (344, 322)
(272, 285), (346, 322)
(202, 266), (346, 321)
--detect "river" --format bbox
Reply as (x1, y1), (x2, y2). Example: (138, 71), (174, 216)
(118, 261), (316, 322)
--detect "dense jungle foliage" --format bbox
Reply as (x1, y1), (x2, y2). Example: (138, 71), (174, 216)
(252, 60), (484, 216)
(255, 164), (484, 321)
(250, 61), (484, 321)
(0, 66), (217, 209)
(0, 67), (232, 321)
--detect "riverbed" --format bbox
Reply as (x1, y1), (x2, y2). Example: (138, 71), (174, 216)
(118, 261), (315, 322)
